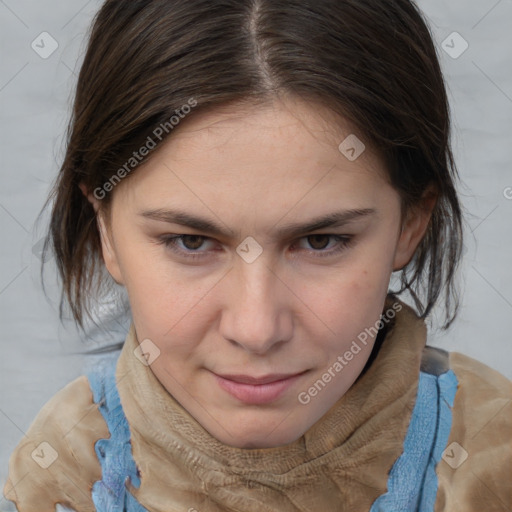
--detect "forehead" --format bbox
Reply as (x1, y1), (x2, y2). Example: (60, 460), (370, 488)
(112, 97), (391, 220)
(162, 96), (364, 156)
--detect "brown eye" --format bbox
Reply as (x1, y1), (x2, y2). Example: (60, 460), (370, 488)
(306, 234), (331, 250)
(159, 234), (216, 260)
(292, 234), (352, 258)
(181, 235), (205, 250)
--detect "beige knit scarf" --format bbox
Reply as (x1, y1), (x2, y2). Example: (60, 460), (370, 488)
(116, 296), (426, 511)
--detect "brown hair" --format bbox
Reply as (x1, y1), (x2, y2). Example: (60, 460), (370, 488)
(43, 0), (463, 329)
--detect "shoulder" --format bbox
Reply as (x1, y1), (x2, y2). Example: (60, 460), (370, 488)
(3, 375), (109, 512)
(435, 352), (512, 512)
(449, 351), (511, 395)
(448, 351), (511, 439)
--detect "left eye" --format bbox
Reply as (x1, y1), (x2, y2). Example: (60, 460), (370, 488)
(300, 234), (337, 250)
(292, 234), (352, 257)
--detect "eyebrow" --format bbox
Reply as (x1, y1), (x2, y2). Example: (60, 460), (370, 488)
(139, 207), (376, 240)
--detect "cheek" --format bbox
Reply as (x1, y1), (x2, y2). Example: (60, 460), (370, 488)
(313, 254), (394, 347)
(116, 248), (223, 373)
(113, 240), (190, 337)
(348, 261), (392, 303)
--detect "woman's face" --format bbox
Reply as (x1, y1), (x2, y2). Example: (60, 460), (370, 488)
(95, 97), (431, 448)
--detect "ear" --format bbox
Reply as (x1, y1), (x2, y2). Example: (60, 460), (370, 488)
(79, 182), (100, 213)
(79, 182), (125, 285)
(393, 186), (437, 271)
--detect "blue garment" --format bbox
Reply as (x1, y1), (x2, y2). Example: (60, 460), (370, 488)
(369, 370), (458, 511)
(86, 354), (458, 512)
(87, 357), (148, 512)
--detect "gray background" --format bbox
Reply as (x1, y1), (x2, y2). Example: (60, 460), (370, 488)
(1, 0), (511, 506)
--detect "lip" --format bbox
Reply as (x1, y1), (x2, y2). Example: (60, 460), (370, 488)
(213, 371), (307, 405)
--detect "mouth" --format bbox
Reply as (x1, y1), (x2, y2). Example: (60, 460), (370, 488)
(213, 371), (308, 405)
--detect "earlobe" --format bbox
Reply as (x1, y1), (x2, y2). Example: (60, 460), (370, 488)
(392, 216), (423, 271)
(97, 213), (125, 286)
(79, 182), (125, 285)
(392, 189), (437, 271)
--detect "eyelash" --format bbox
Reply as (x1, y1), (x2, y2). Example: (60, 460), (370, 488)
(157, 234), (353, 260)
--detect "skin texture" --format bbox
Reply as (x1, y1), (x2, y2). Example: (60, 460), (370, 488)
(85, 96), (434, 448)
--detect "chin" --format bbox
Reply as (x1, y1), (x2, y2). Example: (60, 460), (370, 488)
(211, 413), (305, 449)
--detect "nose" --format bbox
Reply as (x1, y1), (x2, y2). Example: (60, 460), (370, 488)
(219, 257), (293, 355)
